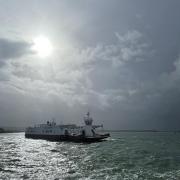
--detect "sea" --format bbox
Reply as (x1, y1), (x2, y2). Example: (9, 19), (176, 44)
(0, 132), (180, 180)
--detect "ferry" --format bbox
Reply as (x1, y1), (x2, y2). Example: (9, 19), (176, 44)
(25, 112), (110, 143)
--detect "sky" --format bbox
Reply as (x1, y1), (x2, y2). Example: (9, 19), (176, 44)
(0, 0), (180, 130)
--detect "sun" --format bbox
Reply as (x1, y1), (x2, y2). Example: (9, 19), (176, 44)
(32, 35), (53, 58)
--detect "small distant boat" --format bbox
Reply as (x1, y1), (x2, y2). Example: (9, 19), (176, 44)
(25, 112), (110, 143)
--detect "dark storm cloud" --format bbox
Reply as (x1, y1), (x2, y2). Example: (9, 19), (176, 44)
(99, 57), (180, 130)
(0, 38), (32, 66)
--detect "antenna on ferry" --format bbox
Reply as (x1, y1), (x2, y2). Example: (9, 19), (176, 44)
(87, 111), (90, 117)
(87, 107), (91, 117)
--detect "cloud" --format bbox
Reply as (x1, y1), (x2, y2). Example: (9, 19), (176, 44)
(71, 30), (151, 68)
(0, 30), (152, 110)
(0, 38), (33, 67)
(107, 55), (180, 129)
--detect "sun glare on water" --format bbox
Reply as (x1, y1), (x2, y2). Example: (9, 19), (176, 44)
(32, 35), (53, 58)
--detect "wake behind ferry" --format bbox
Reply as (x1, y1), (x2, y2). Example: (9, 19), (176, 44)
(25, 112), (110, 143)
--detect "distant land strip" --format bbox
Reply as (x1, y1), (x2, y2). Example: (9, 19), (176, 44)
(1, 127), (180, 133)
(105, 130), (180, 132)
(0, 127), (24, 133)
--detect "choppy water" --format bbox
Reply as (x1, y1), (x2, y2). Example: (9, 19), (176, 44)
(0, 132), (180, 179)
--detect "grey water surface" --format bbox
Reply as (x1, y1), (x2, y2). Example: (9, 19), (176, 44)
(0, 132), (180, 179)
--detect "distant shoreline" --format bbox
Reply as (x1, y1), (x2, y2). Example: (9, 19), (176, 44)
(105, 130), (180, 132)
(1, 129), (180, 133)
(0, 130), (24, 133)
(0, 127), (24, 133)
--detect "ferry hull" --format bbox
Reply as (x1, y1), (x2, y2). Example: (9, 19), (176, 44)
(25, 133), (110, 143)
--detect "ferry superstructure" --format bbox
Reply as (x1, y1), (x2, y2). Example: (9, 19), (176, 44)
(25, 112), (110, 143)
